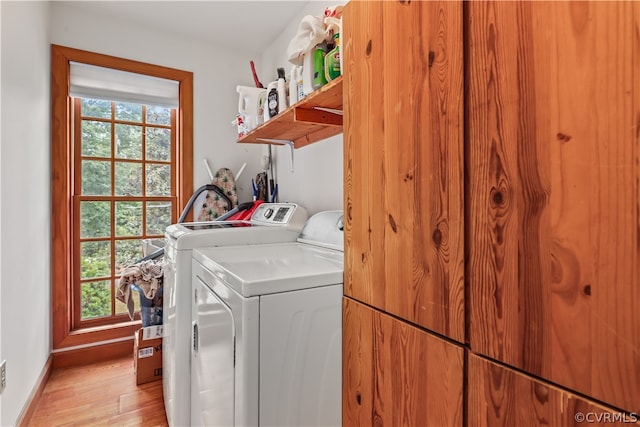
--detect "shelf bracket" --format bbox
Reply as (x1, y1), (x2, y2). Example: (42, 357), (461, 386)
(294, 107), (343, 126)
(256, 138), (295, 172)
(313, 107), (343, 116)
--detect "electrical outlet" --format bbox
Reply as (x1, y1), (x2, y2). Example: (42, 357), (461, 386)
(0, 360), (6, 393)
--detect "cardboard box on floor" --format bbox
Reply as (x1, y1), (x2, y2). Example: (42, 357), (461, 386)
(134, 325), (163, 385)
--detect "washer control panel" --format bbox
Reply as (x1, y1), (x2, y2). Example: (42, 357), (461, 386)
(251, 203), (308, 229)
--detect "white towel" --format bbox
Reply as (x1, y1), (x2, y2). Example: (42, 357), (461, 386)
(287, 15), (327, 65)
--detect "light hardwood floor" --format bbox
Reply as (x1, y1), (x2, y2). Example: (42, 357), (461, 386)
(27, 356), (167, 426)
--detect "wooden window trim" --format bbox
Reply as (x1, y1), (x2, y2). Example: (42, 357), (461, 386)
(51, 44), (193, 350)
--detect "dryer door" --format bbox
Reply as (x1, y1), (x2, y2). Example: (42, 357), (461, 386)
(192, 276), (235, 427)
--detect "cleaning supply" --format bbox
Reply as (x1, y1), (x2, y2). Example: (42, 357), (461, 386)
(302, 52), (314, 96)
(295, 66), (304, 101)
(264, 69), (289, 121)
(312, 42), (328, 89)
(276, 68), (288, 113)
(236, 85), (266, 132)
(289, 65), (300, 105)
(325, 33), (341, 81)
(265, 81), (279, 121)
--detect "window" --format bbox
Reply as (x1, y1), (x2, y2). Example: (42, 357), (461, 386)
(51, 45), (193, 350)
(73, 98), (175, 327)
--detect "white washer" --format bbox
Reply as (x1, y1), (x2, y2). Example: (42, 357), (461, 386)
(163, 203), (308, 427)
(191, 211), (343, 427)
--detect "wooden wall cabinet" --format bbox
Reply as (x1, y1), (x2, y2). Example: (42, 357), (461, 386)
(468, 354), (638, 427)
(343, 0), (464, 343)
(343, 298), (464, 427)
(467, 1), (640, 413)
(343, 0), (639, 424)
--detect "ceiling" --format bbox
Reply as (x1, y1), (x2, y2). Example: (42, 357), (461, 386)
(60, 1), (312, 54)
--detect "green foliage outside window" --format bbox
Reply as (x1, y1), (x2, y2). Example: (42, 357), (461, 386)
(79, 99), (172, 320)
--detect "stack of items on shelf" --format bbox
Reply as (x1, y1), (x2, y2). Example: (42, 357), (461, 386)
(287, 5), (343, 100)
(233, 5), (343, 139)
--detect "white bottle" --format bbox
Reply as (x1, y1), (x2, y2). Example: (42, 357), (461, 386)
(277, 77), (287, 113)
(302, 52), (314, 96)
(289, 66), (299, 105)
(296, 66), (305, 101)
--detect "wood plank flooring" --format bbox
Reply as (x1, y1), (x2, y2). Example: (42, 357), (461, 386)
(27, 356), (167, 426)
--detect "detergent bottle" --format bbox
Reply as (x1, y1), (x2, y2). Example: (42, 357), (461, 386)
(325, 33), (341, 81)
(236, 85), (266, 132)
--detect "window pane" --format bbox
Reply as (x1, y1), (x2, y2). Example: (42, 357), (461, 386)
(81, 99), (111, 119)
(80, 201), (111, 238)
(115, 162), (142, 196)
(81, 280), (112, 320)
(80, 241), (111, 279)
(116, 294), (141, 315)
(115, 239), (143, 275)
(146, 164), (171, 196)
(81, 120), (111, 158)
(115, 102), (142, 122)
(146, 106), (171, 125)
(82, 160), (111, 195)
(115, 124), (142, 159)
(146, 127), (171, 161)
(116, 202), (142, 237)
(146, 201), (172, 235)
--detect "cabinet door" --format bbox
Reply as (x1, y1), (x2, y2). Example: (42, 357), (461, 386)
(468, 354), (639, 426)
(343, 0), (464, 341)
(467, 1), (640, 412)
(343, 297), (464, 427)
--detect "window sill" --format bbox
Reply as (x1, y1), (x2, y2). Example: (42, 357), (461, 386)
(55, 320), (142, 350)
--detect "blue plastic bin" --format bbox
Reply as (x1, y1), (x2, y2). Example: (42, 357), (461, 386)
(133, 285), (163, 327)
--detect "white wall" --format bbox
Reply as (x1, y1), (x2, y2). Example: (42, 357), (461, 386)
(50, 2), (265, 204)
(0, 1), (52, 425)
(260, 1), (346, 215)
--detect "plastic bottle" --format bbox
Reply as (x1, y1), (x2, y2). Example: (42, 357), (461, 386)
(296, 66), (305, 100)
(302, 53), (314, 96)
(265, 81), (279, 121)
(289, 66), (299, 105)
(325, 33), (341, 82)
(277, 77), (287, 113)
(312, 42), (328, 89)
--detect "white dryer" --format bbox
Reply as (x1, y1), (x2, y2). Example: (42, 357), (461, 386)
(163, 202), (308, 427)
(191, 211), (344, 427)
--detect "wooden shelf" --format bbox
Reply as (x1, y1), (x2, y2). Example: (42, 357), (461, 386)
(237, 76), (343, 149)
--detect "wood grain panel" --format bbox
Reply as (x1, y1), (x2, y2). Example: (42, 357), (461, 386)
(344, 0), (464, 341)
(468, 354), (640, 426)
(467, 1), (640, 412)
(343, 298), (463, 427)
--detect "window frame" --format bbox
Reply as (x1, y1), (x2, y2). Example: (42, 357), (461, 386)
(72, 99), (177, 328)
(51, 44), (193, 350)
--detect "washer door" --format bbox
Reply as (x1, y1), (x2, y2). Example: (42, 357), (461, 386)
(192, 276), (235, 427)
